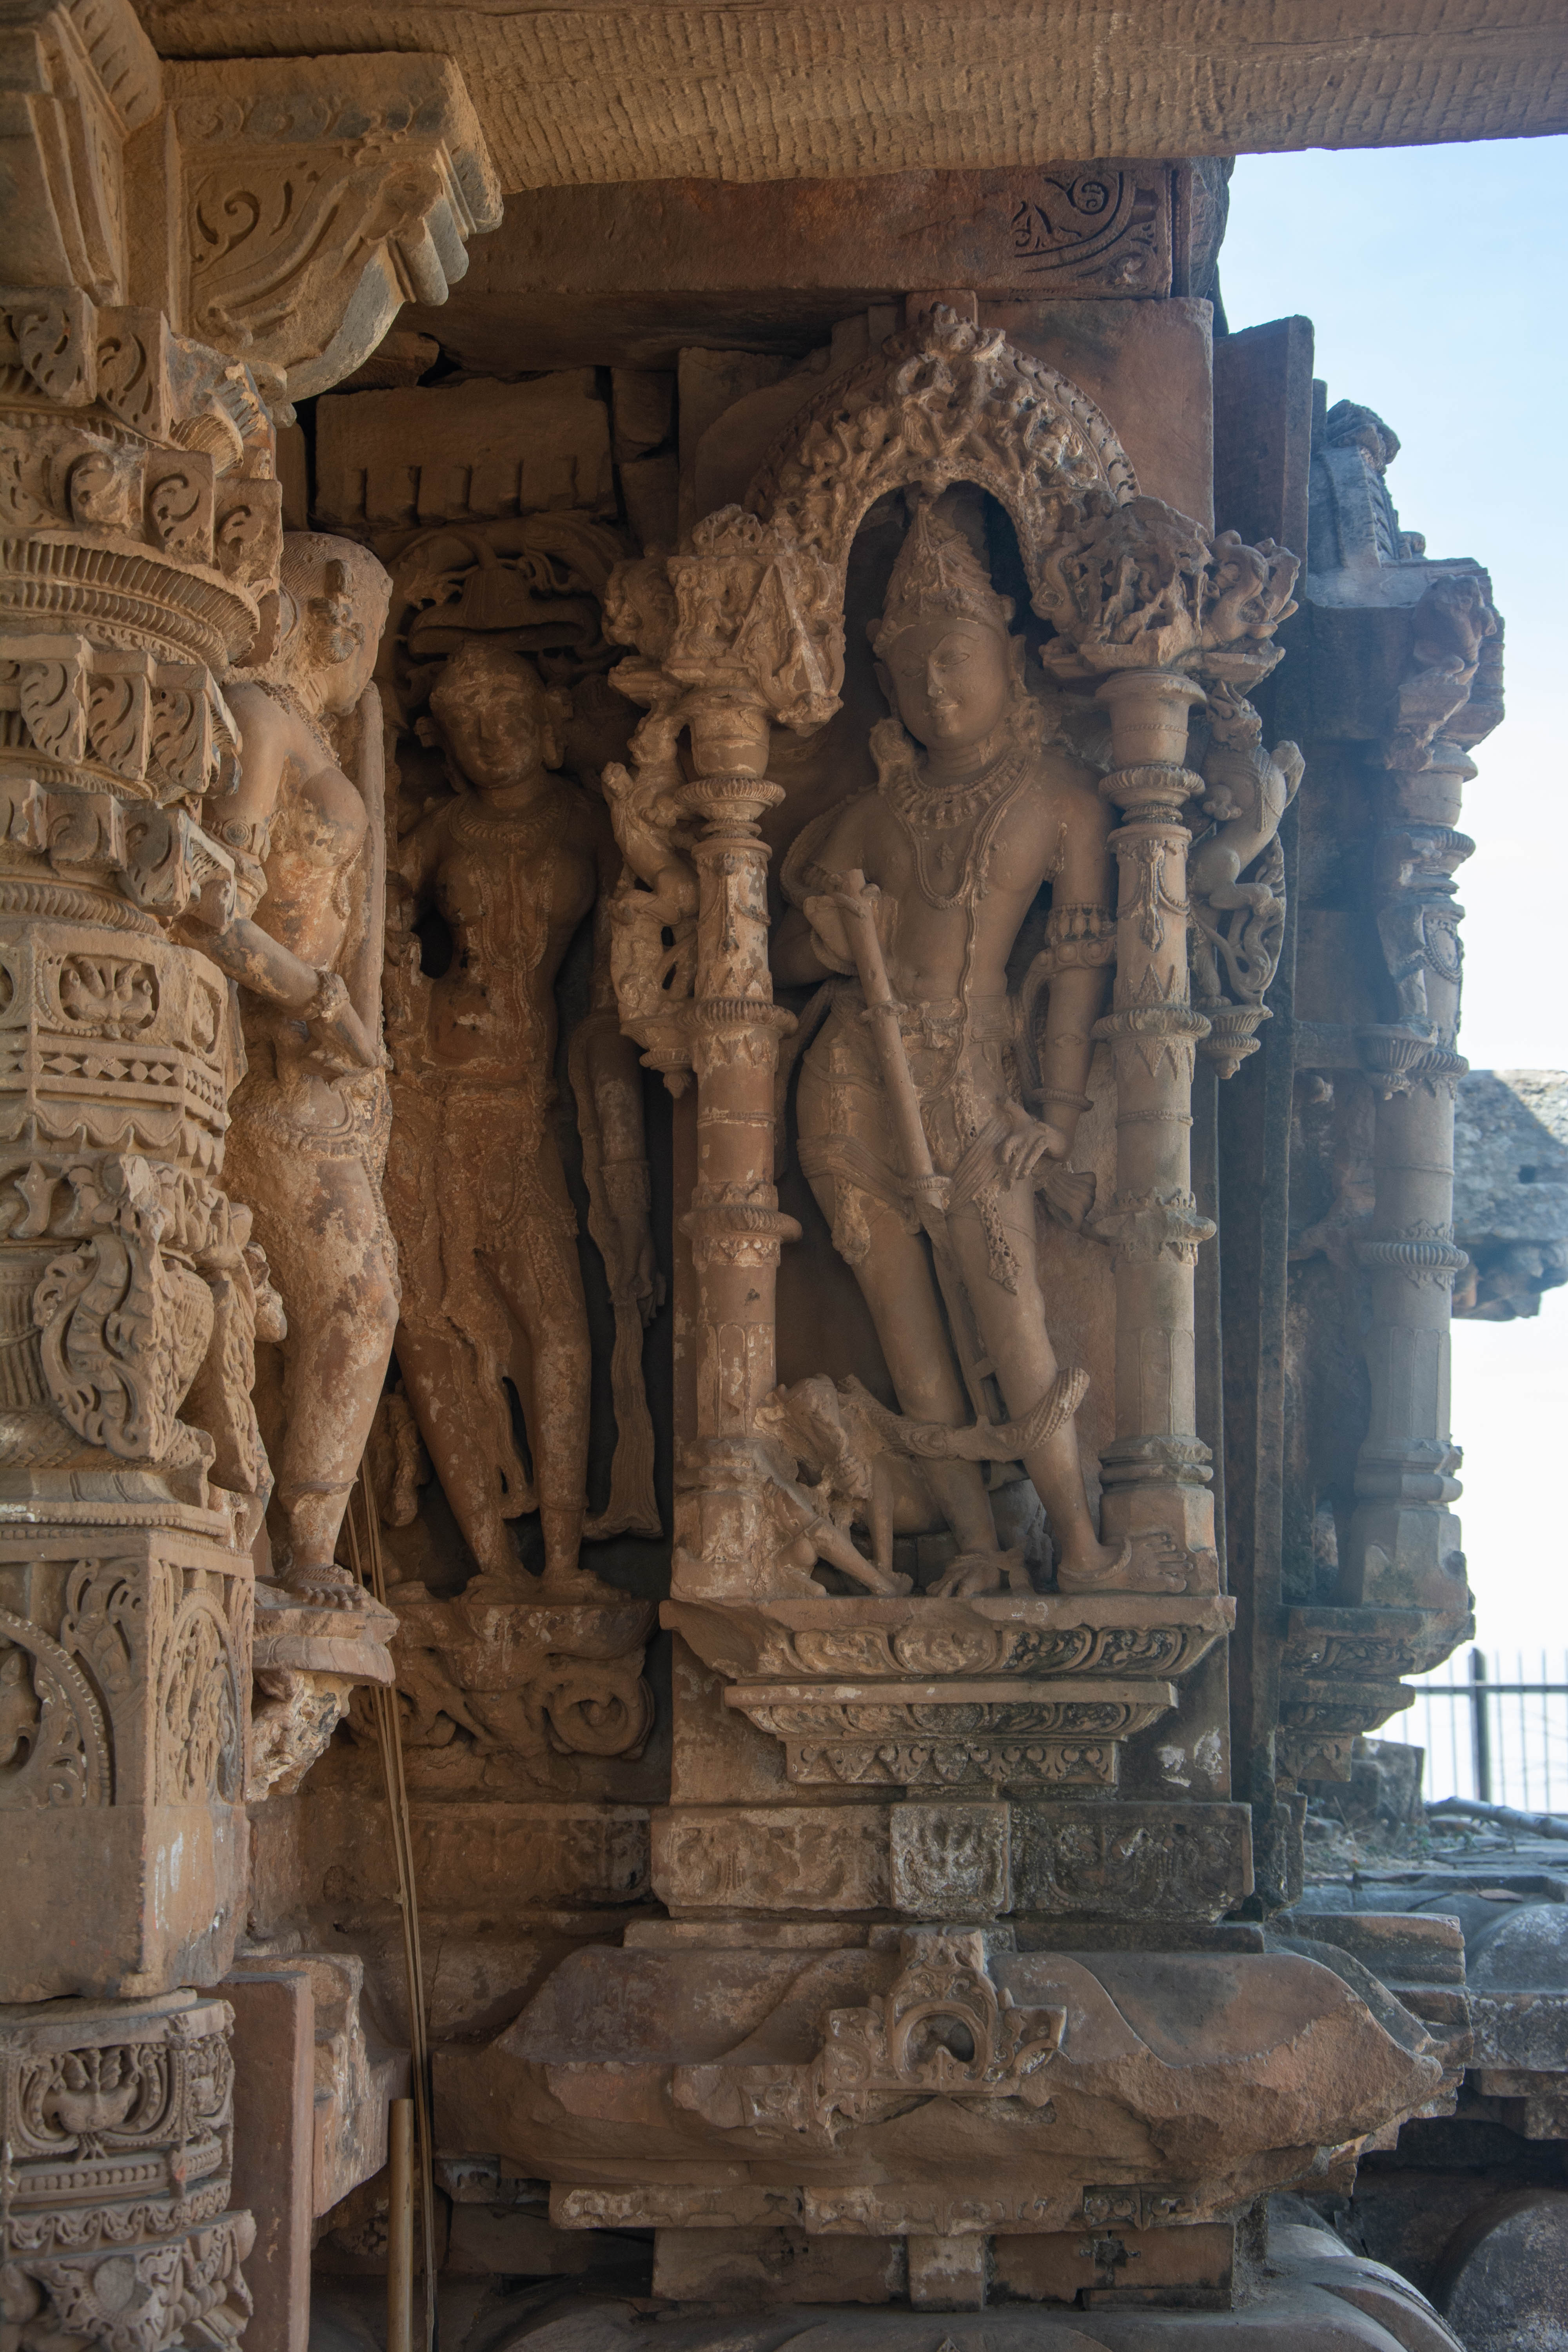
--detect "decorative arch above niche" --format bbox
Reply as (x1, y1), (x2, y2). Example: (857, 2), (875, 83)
(744, 306), (1139, 618)
(603, 308), (1151, 750)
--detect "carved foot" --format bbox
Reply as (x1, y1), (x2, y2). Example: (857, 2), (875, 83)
(281, 1563), (377, 1612)
(928, 1547), (1030, 1598)
(465, 1563), (626, 1604)
(1055, 1539), (1190, 1596)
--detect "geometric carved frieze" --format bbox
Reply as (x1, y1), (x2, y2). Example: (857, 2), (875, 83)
(652, 1798), (1254, 1922)
(726, 1676), (1176, 1792)
(0, 911), (231, 1175)
(0, 1985), (255, 2352)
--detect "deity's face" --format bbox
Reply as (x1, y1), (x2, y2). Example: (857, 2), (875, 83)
(882, 618), (1013, 760)
(436, 656), (554, 795)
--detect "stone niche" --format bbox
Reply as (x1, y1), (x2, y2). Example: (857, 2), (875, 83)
(260, 287), (1484, 2343)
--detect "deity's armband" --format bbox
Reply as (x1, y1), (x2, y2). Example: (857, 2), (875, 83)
(1040, 902), (1116, 973)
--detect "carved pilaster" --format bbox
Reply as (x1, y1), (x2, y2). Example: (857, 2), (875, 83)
(0, 1988), (254, 2352)
(1091, 713), (1218, 1583)
(0, 0), (499, 2299)
(1040, 496), (1300, 1590)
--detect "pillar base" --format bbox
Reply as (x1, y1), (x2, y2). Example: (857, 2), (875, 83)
(422, 2233), (1463, 2347)
(0, 1988), (254, 2352)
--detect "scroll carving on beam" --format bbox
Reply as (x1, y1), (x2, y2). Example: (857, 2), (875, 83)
(603, 306), (1299, 1791)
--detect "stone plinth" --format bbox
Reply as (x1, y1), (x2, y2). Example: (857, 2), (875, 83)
(0, 1988), (255, 2352)
(0, 1509), (252, 2002)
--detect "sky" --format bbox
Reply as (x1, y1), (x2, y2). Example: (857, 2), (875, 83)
(1221, 141), (1568, 1661)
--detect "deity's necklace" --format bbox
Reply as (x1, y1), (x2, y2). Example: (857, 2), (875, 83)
(880, 745), (1033, 913)
(449, 777), (572, 858)
(448, 779), (574, 980)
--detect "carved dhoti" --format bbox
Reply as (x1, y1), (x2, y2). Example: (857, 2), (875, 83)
(796, 990), (1036, 1292)
(384, 1073), (580, 1353)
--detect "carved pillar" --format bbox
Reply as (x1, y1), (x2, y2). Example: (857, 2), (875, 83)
(676, 693), (800, 1599)
(0, 3), (498, 2332)
(1036, 494), (1300, 1588)
(607, 510), (840, 1602)
(1091, 674), (1217, 1577)
(1347, 740), (1479, 1623)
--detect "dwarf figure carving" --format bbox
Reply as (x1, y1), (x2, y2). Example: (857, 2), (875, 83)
(775, 501), (1127, 1593)
(384, 640), (661, 1597)
(199, 532), (398, 1605)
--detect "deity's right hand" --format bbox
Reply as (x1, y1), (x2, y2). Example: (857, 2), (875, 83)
(803, 875), (886, 977)
(304, 973), (383, 1075)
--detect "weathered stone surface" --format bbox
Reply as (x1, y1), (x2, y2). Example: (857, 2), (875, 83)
(315, 372), (615, 534)
(1452, 1069), (1568, 1318)
(398, 166), (1188, 371)
(438, 1940), (1442, 2230)
(1438, 2190), (1568, 2352)
(138, 3), (1568, 191)
(225, 1967), (315, 2352)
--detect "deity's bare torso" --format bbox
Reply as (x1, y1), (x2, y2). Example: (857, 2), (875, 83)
(417, 782), (603, 1087)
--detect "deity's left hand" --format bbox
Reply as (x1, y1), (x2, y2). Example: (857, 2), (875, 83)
(995, 1100), (1071, 1182)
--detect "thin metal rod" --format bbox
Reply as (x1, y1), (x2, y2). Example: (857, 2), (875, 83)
(1420, 1684), (1568, 1697)
(1469, 1648), (1493, 1805)
(346, 1475), (438, 2350)
(388, 2097), (415, 2352)
(1428, 1795), (1568, 1842)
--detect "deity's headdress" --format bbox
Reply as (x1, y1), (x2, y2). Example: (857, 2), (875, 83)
(869, 502), (1015, 660)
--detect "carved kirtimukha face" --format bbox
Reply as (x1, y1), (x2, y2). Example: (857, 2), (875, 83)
(430, 645), (563, 797)
(882, 617), (1013, 759)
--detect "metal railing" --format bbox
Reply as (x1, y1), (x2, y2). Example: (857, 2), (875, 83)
(1406, 1647), (1568, 1810)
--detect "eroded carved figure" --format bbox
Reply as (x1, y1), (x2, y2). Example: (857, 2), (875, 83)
(384, 640), (661, 1595)
(775, 502), (1122, 1593)
(192, 531), (398, 1605)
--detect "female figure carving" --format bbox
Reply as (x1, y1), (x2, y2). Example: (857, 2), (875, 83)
(775, 501), (1128, 1593)
(197, 532), (399, 1604)
(384, 639), (661, 1597)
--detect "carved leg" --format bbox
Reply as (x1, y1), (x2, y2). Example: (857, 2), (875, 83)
(239, 1142), (399, 1603)
(946, 1198), (1125, 1588)
(487, 1221), (609, 1599)
(818, 1196), (1000, 1560)
(393, 1318), (526, 1577)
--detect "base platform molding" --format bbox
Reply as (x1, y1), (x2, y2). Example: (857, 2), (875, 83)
(430, 2228), (1465, 2352)
(0, 1989), (256, 2352)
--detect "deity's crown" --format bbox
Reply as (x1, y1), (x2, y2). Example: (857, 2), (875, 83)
(870, 502), (1014, 658)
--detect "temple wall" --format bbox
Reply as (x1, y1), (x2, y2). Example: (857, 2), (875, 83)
(4, 13), (1564, 2351)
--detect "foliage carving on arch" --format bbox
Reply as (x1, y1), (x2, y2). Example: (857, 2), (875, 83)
(744, 306), (1139, 606)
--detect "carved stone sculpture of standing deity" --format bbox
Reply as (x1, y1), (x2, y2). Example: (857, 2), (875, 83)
(192, 532), (399, 1605)
(384, 640), (661, 1596)
(775, 501), (1127, 1593)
